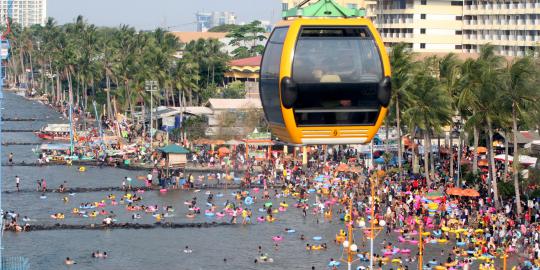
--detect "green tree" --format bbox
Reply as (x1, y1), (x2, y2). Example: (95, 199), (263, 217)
(403, 57), (452, 184)
(389, 43), (417, 178)
(459, 45), (504, 208)
(500, 55), (540, 214)
(208, 24), (239, 33)
(437, 53), (462, 180)
(227, 20), (267, 59)
(220, 81), (246, 98)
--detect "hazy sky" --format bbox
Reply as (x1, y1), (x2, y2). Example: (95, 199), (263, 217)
(48, 0), (281, 31)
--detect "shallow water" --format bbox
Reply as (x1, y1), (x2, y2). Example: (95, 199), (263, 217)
(1, 92), (517, 269)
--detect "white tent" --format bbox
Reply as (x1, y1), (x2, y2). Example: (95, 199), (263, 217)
(494, 154), (537, 167)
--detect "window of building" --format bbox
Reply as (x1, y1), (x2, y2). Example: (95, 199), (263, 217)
(451, 1), (462, 6)
(420, 28), (426, 34)
(421, 14), (426, 19)
(456, 30), (462, 35)
(421, 0), (427, 5)
(456, 16), (462, 21)
(455, 45), (462, 50)
(282, 3), (288, 11)
(420, 43), (426, 49)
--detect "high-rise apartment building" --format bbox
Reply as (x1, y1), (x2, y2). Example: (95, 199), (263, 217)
(461, 1), (540, 57)
(375, 0), (464, 53)
(196, 11), (236, 32)
(278, 0), (540, 57)
(375, 0), (540, 56)
(0, 0), (47, 28)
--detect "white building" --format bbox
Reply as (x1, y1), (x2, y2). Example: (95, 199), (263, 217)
(196, 11), (236, 32)
(0, 0), (47, 28)
(375, 0), (540, 57)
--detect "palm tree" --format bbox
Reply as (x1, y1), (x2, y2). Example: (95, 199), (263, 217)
(458, 58), (482, 177)
(438, 54), (462, 181)
(389, 43), (417, 179)
(500, 55), (540, 214)
(403, 57), (452, 185)
(174, 57), (200, 106)
(459, 45), (504, 208)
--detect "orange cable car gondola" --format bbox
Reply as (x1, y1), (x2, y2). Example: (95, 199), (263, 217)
(259, 1), (391, 145)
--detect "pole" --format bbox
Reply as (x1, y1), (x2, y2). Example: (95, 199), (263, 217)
(0, 38), (4, 261)
(302, 145), (308, 169)
(146, 80), (158, 149)
(370, 139), (374, 170)
(419, 222), (424, 270)
(369, 175), (375, 270)
(69, 103), (74, 154)
(457, 132), (462, 187)
(150, 89), (153, 148)
(347, 193), (353, 270)
(93, 101), (104, 145)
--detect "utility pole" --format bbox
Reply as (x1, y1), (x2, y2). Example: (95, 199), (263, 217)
(145, 80), (158, 149)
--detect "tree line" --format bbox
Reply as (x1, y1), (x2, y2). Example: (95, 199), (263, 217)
(4, 16), (267, 120)
(389, 43), (540, 215)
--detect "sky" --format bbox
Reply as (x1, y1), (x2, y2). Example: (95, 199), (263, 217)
(48, 0), (281, 31)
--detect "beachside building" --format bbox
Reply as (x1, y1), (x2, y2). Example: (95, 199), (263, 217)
(374, 0), (540, 57)
(196, 11), (236, 32)
(0, 0), (47, 27)
(205, 98), (263, 138)
(224, 56), (261, 83)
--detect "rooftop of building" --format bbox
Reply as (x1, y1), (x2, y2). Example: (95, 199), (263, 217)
(170, 32), (228, 43)
(229, 56), (262, 67)
(206, 98), (262, 110)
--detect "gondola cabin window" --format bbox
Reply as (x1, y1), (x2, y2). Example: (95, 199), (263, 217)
(260, 27), (288, 125)
(291, 27), (384, 127)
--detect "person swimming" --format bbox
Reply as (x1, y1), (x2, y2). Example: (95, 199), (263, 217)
(183, 246), (192, 253)
(64, 257), (75, 265)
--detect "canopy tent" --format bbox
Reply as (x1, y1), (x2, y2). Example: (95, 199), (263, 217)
(494, 154), (537, 167)
(158, 144), (190, 154)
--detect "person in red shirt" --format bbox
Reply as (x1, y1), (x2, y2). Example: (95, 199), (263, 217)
(483, 215), (490, 226)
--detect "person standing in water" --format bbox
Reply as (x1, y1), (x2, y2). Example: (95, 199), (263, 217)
(8, 152), (13, 165)
(15, 176), (20, 192)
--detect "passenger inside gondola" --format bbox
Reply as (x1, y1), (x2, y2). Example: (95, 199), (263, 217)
(292, 27), (383, 126)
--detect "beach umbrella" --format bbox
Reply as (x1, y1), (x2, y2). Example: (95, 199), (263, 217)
(478, 159), (489, 167)
(374, 157), (385, 164)
(476, 146), (487, 154)
(461, 189), (480, 197)
(425, 191), (444, 200)
(446, 187), (461, 196)
(218, 147), (230, 157)
(336, 163), (350, 172)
